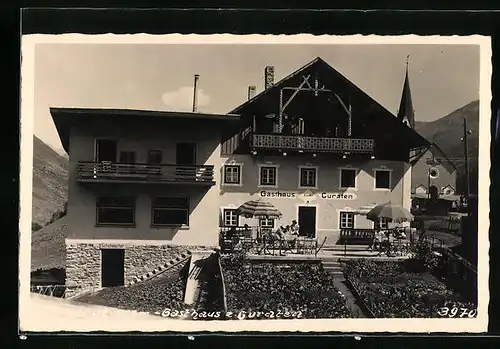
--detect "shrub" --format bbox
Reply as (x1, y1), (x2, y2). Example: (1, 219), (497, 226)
(342, 259), (476, 318)
(221, 255), (351, 319)
(409, 241), (442, 272)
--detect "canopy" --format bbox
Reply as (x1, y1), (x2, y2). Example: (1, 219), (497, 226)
(236, 199), (282, 219)
(366, 202), (413, 224)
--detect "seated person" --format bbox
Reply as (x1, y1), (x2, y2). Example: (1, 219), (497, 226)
(274, 226), (285, 239)
(290, 220), (300, 236)
(242, 223), (252, 238)
(225, 227), (236, 240)
(367, 229), (384, 252)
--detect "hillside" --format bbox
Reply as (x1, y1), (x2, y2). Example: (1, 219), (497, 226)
(31, 216), (68, 272)
(415, 100), (480, 194)
(32, 136), (69, 228)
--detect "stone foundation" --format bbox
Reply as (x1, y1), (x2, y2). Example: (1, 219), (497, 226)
(65, 242), (213, 297)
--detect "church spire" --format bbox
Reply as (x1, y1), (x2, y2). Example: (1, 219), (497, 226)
(397, 55), (415, 129)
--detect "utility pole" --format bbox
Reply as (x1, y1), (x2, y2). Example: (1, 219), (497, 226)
(462, 116), (471, 209)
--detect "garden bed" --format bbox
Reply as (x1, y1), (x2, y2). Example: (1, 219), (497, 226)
(76, 255), (225, 316)
(221, 254), (351, 319)
(342, 259), (477, 318)
(76, 267), (188, 313)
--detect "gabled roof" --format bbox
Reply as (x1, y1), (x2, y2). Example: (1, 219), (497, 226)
(428, 142), (458, 172)
(229, 57), (430, 150)
(51, 107), (240, 153)
(410, 142), (457, 172)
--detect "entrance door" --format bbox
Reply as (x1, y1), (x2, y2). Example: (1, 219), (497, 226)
(101, 249), (125, 287)
(298, 206), (316, 238)
(95, 139), (117, 162)
(176, 143), (197, 165)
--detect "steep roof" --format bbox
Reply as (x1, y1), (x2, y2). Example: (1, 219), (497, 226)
(229, 57), (430, 150)
(428, 142), (458, 172)
(397, 63), (416, 129)
(410, 142), (457, 172)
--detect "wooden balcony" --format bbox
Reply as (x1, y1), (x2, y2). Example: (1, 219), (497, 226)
(252, 134), (375, 154)
(76, 162), (215, 185)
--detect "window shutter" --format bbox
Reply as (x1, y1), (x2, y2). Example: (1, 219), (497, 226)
(219, 207), (223, 227)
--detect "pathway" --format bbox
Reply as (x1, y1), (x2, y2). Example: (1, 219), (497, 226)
(331, 276), (366, 318)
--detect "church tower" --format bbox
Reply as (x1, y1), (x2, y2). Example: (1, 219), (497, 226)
(397, 56), (416, 129)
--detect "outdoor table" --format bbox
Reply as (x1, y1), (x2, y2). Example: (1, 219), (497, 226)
(376, 234), (395, 257)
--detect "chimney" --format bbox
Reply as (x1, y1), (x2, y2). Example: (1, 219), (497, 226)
(264, 66), (275, 89)
(192, 74), (200, 113)
(248, 85), (256, 100)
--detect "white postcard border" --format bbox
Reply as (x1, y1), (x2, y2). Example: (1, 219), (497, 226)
(19, 34), (491, 333)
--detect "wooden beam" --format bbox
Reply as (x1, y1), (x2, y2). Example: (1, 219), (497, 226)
(280, 75), (311, 113)
(282, 87), (333, 92)
(334, 93), (351, 117)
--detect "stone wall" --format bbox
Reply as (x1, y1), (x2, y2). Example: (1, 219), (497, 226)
(124, 245), (189, 283)
(65, 243), (212, 297)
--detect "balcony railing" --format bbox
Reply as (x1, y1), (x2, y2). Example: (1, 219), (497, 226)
(252, 134), (375, 154)
(76, 162), (215, 185)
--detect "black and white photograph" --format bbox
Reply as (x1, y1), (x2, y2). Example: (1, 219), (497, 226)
(19, 34), (490, 333)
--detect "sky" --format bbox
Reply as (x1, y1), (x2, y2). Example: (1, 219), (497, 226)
(32, 43), (480, 154)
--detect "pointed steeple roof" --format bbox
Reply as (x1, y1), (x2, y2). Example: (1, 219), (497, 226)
(397, 56), (415, 129)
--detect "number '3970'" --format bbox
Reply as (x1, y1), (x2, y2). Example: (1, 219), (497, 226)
(437, 307), (477, 318)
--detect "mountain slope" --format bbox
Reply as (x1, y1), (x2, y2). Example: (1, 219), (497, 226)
(415, 100), (480, 194)
(32, 136), (69, 228)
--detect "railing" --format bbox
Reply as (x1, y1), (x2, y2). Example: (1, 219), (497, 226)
(30, 285), (69, 298)
(252, 134), (375, 154)
(340, 228), (376, 240)
(76, 162), (215, 185)
(220, 233), (323, 256)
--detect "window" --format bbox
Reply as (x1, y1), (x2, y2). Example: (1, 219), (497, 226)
(96, 197), (135, 226)
(340, 169), (356, 189)
(259, 218), (275, 229)
(374, 218), (389, 230)
(151, 197), (189, 226)
(299, 167), (317, 188)
(176, 143), (197, 165)
(259, 166), (277, 186)
(224, 165), (241, 185)
(339, 211), (355, 229)
(223, 209), (239, 227)
(147, 150), (163, 164)
(374, 170), (391, 189)
(119, 151), (136, 163)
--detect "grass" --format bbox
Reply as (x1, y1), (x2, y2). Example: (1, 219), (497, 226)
(32, 136), (68, 227)
(31, 216), (68, 272)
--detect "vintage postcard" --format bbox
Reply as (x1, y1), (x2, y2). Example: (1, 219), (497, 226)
(19, 34), (491, 333)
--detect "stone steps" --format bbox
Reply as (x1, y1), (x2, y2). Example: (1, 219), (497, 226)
(321, 245), (371, 252)
(321, 260), (343, 276)
(128, 250), (192, 286)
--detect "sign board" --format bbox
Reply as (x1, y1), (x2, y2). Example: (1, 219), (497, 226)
(258, 190), (357, 200)
(298, 190), (316, 202)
